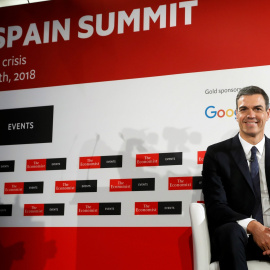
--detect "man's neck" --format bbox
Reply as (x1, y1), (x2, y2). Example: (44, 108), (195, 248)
(239, 132), (264, 145)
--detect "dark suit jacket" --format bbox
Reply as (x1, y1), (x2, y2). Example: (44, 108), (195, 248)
(202, 134), (270, 259)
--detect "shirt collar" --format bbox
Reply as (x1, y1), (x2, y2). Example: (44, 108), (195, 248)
(238, 133), (265, 157)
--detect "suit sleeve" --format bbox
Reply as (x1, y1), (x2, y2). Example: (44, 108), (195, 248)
(202, 145), (249, 229)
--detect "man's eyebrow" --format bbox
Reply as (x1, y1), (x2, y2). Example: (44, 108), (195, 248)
(238, 105), (264, 108)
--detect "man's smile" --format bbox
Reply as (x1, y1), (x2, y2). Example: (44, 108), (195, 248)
(244, 120), (258, 124)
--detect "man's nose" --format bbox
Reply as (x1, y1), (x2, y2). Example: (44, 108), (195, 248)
(247, 109), (256, 117)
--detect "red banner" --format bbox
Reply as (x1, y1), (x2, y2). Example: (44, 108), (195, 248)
(1, 0), (270, 91)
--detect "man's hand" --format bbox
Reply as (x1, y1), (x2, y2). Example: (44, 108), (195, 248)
(247, 220), (270, 255)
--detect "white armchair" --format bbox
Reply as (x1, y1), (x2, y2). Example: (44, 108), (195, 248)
(189, 203), (270, 270)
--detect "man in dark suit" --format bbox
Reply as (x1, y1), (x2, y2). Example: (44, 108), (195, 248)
(202, 86), (270, 270)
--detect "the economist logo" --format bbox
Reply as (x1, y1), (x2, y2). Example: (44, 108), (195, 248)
(135, 201), (182, 215)
(197, 151), (206, 164)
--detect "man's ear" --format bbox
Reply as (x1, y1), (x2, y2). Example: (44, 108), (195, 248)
(266, 108), (270, 121)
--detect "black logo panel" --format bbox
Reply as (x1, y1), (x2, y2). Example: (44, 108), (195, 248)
(0, 106), (53, 145)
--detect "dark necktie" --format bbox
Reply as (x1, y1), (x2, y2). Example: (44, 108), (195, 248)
(250, 146), (264, 224)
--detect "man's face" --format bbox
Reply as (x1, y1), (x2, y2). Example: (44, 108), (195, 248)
(236, 94), (270, 142)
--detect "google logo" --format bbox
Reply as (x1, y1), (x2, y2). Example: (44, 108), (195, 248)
(205, 106), (236, 118)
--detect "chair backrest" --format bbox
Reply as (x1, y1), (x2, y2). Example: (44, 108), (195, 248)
(189, 203), (212, 270)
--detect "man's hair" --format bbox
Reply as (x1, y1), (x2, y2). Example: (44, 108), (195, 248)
(236, 86), (269, 110)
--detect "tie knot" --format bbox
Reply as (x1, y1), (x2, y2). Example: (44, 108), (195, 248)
(251, 146), (258, 156)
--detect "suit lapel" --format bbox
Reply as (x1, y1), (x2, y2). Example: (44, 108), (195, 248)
(230, 135), (254, 193)
(264, 136), (270, 198)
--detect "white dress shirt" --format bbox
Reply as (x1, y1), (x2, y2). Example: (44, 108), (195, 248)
(238, 134), (270, 230)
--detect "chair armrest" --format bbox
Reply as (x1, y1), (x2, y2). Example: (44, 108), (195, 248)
(190, 203), (211, 270)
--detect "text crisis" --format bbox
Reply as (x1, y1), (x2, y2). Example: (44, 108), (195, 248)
(0, 1), (198, 48)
